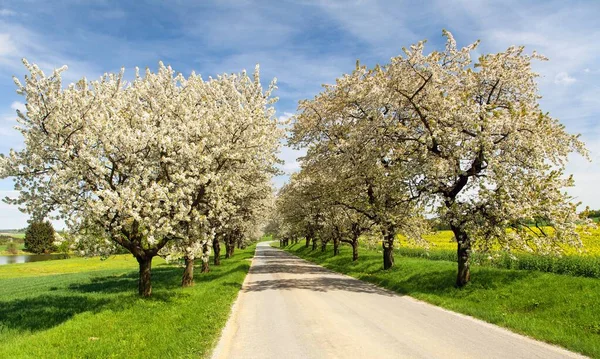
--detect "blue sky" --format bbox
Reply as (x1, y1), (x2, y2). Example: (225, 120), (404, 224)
(1, 0), (599, 229)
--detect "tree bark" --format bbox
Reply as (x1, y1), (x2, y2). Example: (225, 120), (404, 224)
(333, 237), (340, 256)
(321, 241), (327, 252)
(182, 256), (194, 287)
(383, 242), (394, 269)
(351, 241), (358, 261)
(225, 243), (235, 258)
(213, 237), (221, 265)
(136, 256), (153, 297)
(312, 237), (317, 251)
(453, 225), (471, 287)
(305, 236), (310, 248)
(382, 229), (395, 269)
(201, 260), (210, 273)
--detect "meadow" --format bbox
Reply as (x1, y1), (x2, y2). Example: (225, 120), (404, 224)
(281, 242), (600, 358)
(0, 246), (255, 358)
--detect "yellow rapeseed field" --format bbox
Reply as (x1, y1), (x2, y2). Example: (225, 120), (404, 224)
(397, 226), (600, 256)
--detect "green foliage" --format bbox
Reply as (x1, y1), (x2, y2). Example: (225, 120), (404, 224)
(55, 239), (71, 254)
(579, 207), (600, 220)
(24, 221), (56, 254)
(282, 243), (600, 358)
(0, 246), (255, 358)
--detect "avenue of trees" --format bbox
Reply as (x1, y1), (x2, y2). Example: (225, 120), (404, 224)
(274, 31), (588, 287)
(0, 60), (282, 296)
(0, 30), (590, 294)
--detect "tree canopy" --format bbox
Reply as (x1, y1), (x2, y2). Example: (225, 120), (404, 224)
(279, 30), (587, 286)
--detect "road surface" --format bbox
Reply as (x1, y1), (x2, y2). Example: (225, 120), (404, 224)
(211, 242), (585, 359)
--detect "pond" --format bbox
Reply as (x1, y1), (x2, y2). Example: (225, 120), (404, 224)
(0, 254), (70, 265)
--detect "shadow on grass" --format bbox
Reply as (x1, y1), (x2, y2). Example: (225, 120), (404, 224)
(69, 262), (251, 294)
(0, 257), (252, 334)
(280, 244), (533, 299)
(0, 295), (112, 332)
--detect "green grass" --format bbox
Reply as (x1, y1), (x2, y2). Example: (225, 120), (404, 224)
(281, 242), (600, 358)
(0, 247), (255, 358)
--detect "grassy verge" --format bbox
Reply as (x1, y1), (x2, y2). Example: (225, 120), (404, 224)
(0, 246), (255, 358)
(281, 242), (600, 358)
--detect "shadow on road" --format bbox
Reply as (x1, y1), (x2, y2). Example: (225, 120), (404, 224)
(244, 276), (394, 296)
(249, 264), (331, 275)
(245, 245), (394, 296)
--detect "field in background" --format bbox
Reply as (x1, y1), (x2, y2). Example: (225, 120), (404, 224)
(0, 232), (26, 239)
(397, 227), (600, 256)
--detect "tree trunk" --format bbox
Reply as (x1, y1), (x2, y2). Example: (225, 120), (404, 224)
(381, 227), (395, 270)
(136, 256), (153, 297)
(383, 242), (394, 270)
(453, 225), (471, 287)
(333, 237), (340, 256)
(305, 237), (310, 248)
(213, 238), (221, 265)
(201, 260), (210, 273)
(225, 243), (235, 258)
(351, 241), (359, 261)
(182, 256), (194, 287)
(321, 241), (327, 252)
(312, 237), (317, 251)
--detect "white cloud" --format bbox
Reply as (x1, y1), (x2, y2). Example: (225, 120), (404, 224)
(0, 9), (15, 17)
(554, 72), (576, 85)
(0, 33), (16, 56)
(10, 101), (25, 112)
(0, 21), (100, 83)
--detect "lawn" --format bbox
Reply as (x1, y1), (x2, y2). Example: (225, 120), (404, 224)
(281, 242), (600, 358)
(0, 247), (255, 358)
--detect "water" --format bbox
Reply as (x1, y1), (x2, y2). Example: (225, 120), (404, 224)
(0, 254), (70, 265)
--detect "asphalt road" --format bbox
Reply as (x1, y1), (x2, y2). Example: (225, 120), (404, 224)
(211, 242), (585, 359)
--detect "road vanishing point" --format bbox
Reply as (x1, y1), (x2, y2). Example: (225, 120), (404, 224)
(211, 242), (585, 359)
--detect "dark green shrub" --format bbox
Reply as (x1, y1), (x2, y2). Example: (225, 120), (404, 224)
(24, 221), (56, 254)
